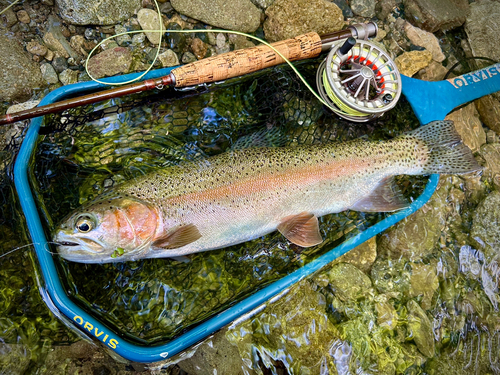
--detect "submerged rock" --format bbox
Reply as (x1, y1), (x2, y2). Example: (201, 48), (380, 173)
(263, 0), (344, 43)
(55, 0), (141, 25)
(403, 0), (470, 33)
(475, 96), (500, 136)
(470, 191), (500, 261)
(0, 34), (45, 102)
(409, 262), (439, 310)
(328, 263), (374, 302)
(226, 280), (341, 374)
(407, 300), (435, 358)
(170, 0), (261, 33)
(350, 0), (375, 18)
(137, 8), (163, 45)
(445, 103), (486, 154)
(331, 237), (377, 274)
(479, 143), (500, 188)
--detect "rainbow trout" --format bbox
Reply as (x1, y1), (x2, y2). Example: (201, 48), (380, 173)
(54, 120), (480, 263)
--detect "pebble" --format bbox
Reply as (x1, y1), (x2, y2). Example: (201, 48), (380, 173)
(404, 22), (445, 62)
(6, 100), (41, 114)
(84, 28), (99, 41)
(26, 41), (48, 56)
(40, 63), (60, 84)
(350, 0), (376, 17)
(132, 33), (146, 45)
(16, 10), (31, 24)
(52, 56), (69, 73)
(190, 38), (207, 59)
(114, 25), (132, 46)
(394, 50), (433, 77)
(43, 31), (69, 59)
(137, 8), (163, 45)
(181, 51), (197, 64)
(158, 49), (180, 67)
(1, 9), (18, 28)
(45, 49), (54, 61)
(59, 68), (79, 85)
(86, 47), (132, 79)
(70, 35), (88, 56)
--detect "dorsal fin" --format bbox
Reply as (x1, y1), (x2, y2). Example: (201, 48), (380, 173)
(277, 212), (323, 247)
(351, 177), (409, 212)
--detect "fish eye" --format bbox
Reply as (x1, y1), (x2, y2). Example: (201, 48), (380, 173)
(75, 215), (95, 233)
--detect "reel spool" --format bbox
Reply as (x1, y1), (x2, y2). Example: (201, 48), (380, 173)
(316, 37), (402, 122)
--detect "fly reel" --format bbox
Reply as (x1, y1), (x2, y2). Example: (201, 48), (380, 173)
(316, 37), (402, 122)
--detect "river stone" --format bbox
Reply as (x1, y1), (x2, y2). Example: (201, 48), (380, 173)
(0, 344), (31, 375)
(40, 63), (60, 84)
(479, 143), (500, 187)
(6, 100), (41, 115)
(263, 0), (344, 43)
(55, 0), (140, 25)
(59, 68), (78, 85)
(375, 297), (398, 330)
(0, 8), (17, 28)
(43, 16), (80, 60)
(409, 262), (439, 310)
(404, 22), (445, 62)
(177, 329), (251, 375)
(395, 50), (432, 77)
(378, 178), (453, 260)
(415, 61), (448, 81)
(137, 8), (163, 45)
(158, 49), (179, 67)
(403, 0), (470, 33)
(407, 300), (435, 358)
(226, 280), (340, 374)
(465, 0), (500, 63)
(330, 237), (377, 273)
(471, 191), (500, 262)
(26, 40), (48, 56)
(444, 103), (486, 154)
(328, 263), (374, 302)
(371, 258), (411, 295)
(475, 95), (500, 136)
(0, 34), (45, 102)
(86, 47), (132, 79)
(170, 0), (261, 33)
(350, 0), (375, 18)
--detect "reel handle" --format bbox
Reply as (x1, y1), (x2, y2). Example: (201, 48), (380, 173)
(171, 32), (323, 87)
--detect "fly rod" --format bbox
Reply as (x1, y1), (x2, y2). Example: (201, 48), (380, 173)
(0, 23), (377, 126)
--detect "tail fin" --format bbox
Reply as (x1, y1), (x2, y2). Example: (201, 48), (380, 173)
(405, 120), (482, 174)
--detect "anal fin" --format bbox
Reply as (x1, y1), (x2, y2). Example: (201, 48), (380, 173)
(277, 212), (323, 247)
(152, 224), (201, 249)
(351, 177), (409, 212)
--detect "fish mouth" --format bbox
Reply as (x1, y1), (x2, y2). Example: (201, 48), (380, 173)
(56, 241), (79, 247)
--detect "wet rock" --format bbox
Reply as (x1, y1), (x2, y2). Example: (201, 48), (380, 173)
(114, 25), (131, 47)
(332, 0), (353, 18)
(350, 0), (375, 18)
(445, 103), (486, 153)
(43, 16), (80, 60)
(86, 47), (132, 79)
(328, 263), (374, 302)
(465, 0), (500, 63)
(371, 258), (411, 295)
(376, 0), (397, 20)
(16, 10), (30, 24)
(170, 0), (261, 33)
(475, 95), (500, 136)
(250, 0), (275, 8)
(394, 50), (432, 77)
(45, 49), (54, 61)
(6, 100), (41, 115)
(158, 49), (180, 67)
(132, 33), (146, 45)
(137, 8), (163, 45)
(409, 262), (439, 310)
(26, 40), (48, 56)
(486, 129), (499, 144)
(190, 37), (207, 59)
(377, 178), (452, 260)
(228, 34), (255, 51)
(0, 34), (45, 102)
(69, 35), (88, 56)
(51, 56), (68, 73)
(264, 0), (344, 43)
(55, 0), (141, 25)
(407, 300), (435, 357)
(41, 63), (60, 84)
(403, 0), (470, 33)
(330, 237), (377, 274)
(226, 280), (340, 374)
(404, 22), (445, 62)
(0, 8), (17, 28)
(470, 191), (500, 261)
(59, 68), (78, 85)
(177, 329), (251, 375)
(181, 51), (197, 64)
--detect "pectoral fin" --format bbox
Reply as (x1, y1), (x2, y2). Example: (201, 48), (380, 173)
(277, 212), (323, 247)
(152, 224), (201, 249)
(351, 177), (409, 212)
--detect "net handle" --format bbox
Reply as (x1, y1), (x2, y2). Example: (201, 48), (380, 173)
(171, 32), (323, 87)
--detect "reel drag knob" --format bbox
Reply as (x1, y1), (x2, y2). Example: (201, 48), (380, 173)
(316, 39), (402, 122)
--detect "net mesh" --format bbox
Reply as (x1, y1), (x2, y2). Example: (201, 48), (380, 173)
(0, 61), (423, 344)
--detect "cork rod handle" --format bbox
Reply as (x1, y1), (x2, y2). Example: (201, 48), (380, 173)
(171, 32), (323, 87)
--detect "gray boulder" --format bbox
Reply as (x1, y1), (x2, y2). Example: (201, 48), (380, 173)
(403, 0), (470, 32)
(0, 34), (45, 102)
(465, 0), (500, 63)
(55, 0), (141, 25)
(170, 0), (262, 33)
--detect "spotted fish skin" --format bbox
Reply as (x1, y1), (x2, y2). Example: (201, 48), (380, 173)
(55, 120), (481, 263)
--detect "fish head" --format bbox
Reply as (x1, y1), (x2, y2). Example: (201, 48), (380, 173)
(54, 195), (159, 263)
